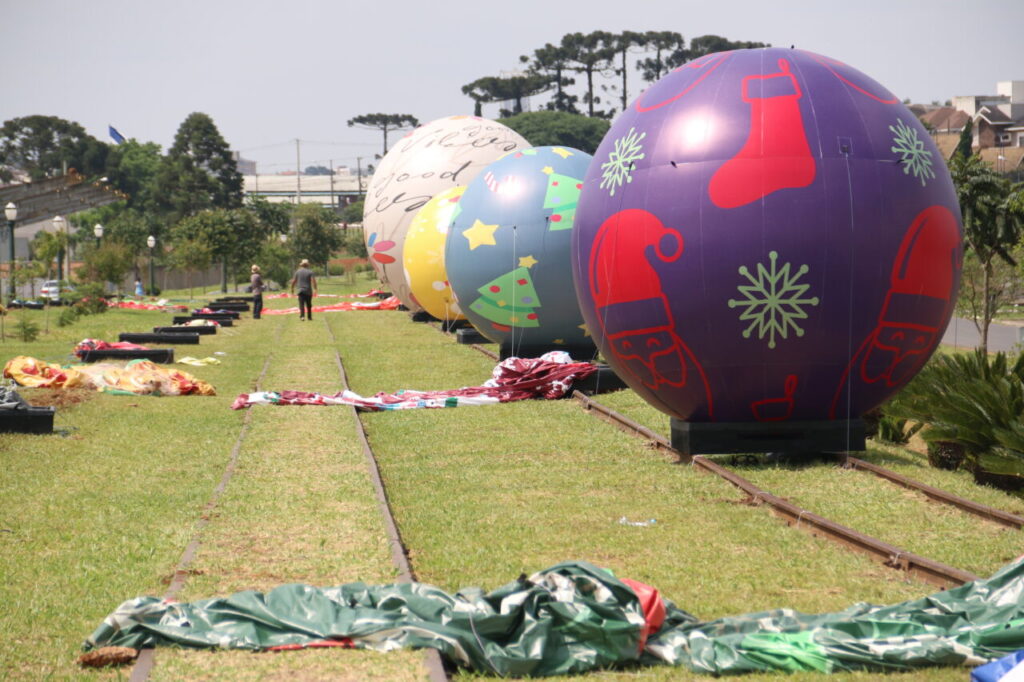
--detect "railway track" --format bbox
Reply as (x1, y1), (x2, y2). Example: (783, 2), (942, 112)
(431, 322), (1022, 590)
(127, 318), (449, 682)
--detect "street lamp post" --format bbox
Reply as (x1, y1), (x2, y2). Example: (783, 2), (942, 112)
(147, 235), (156, 295)
(5, 202), (16, 302)
(52, 215), (67, 282)
(94, 223), (104, 247)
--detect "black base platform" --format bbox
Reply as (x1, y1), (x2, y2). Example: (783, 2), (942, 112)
(670, 418), (866, 455)
(78, 349), (175, 363)
(154, 325), (217, 335)
(571, 364), (628, 395)
(0, 406), (55, 433)
(409, 310), (438, 323)
(441, 318), (469, 333)
(207, 302), (249, 312)
(498, 343), (596, 361)
(456, 328), (492, 345)
(173, 316), (233, 327)
(215, 295), (254, 302)
(376, 291), (393, 300)
(120, 332), (199, 345)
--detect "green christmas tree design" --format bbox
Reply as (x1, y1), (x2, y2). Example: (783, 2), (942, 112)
(469, 266), (541, 328)
(543, 172), (583, 231)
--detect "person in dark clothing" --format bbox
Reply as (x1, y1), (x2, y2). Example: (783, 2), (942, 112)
(250, 265), (265, 319)
(290, 259), (317, 320)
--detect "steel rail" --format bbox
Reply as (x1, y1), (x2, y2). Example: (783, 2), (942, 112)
(129, 318), (283, 681)
(325, 320), (450, 682)
(571, 391), (981, 589)
(842, 455), (1024, 529)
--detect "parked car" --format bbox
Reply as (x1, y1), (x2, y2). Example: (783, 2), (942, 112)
(39, 280), (74, 302)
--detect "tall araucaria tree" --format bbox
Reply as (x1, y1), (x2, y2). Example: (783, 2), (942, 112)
(346, 114), (419, 156)
(155, 112), (243, 224)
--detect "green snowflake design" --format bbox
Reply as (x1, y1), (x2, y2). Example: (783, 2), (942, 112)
(599, 127), (646, 196)
(889, 118), (935, 186)
(728, 251), (820, 349)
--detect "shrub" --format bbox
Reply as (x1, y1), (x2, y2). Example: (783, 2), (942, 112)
(884, 350), (1024, 488)
(57, 306), (80, 327)
(14, 313), (40, 342)
(67, 282), (109, 315)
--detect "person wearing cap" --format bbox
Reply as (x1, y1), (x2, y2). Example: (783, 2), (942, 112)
(250, 265), (265, 319)
(290, 258), (318, 321)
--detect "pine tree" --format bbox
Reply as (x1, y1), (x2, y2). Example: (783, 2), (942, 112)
(156, 112), (242, 224)
(542, 172), (583, 230)
(469, 266), (541, 328)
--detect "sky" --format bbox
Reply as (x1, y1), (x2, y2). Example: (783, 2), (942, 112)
(2, 0), (1022, 174)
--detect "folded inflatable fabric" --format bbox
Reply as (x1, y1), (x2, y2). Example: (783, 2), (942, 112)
(177, 319), (219, 327)
(82, 556), (1024, 676)
(107, 300), (187, 311)
(3, 356), (215, 396)
(260, 296), (402, 314)
(177, 356), (221, 366)
(74, 338), (150, 358)
(231, 351), (596, 410)
(83, 561), (661, 677)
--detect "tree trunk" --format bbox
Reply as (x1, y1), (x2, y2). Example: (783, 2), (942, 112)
(980, 258), (992, 355)
(621, 49), (628, 111)
(220, 259), (227, 294)
(382, 126), (389, 155)
(587, 67), (596, 116)
(555, 66), (563, 109)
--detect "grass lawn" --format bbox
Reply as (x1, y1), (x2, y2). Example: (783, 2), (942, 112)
(1, 276), (1018, 681)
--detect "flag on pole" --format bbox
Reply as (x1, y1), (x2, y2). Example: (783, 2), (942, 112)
(108, 126), (126, 144)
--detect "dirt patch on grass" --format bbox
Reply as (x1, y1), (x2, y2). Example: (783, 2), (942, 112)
(21, 387), (96, 408)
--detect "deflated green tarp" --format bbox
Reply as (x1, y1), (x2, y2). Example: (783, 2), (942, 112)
(85, 557), (1024, 676)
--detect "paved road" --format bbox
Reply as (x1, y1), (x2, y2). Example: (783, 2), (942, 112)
(942, 316), (1023, 353)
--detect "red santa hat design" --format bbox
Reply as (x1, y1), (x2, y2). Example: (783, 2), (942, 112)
(588, 209), (684, 336)
(879, 205), (961, 328)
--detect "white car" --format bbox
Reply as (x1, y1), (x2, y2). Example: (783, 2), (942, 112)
(40, 280), (73, 301)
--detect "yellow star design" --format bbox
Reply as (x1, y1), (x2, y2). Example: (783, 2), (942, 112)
(462, 219), (499, 250)
(541, 166), (554, 175)
(552, 147), (573, 159)
(553, 338), (565, 345)
(578, 323), (591, 337)
(518, 255), (538, 268)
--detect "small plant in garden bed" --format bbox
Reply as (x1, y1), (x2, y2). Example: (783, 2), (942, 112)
(884, 349), (1024, 490)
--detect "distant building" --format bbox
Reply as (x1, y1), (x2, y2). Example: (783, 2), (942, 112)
(231, 152), (257, 176)
(918, 80), (1024, 175)
(243, 171), (367, 212)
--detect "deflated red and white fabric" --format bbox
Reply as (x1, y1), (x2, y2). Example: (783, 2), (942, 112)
(231, 351), (596, 411)
(74, 339), (150, 358)
(261, 296), (402, 315)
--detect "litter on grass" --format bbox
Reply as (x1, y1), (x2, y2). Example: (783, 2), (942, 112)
(177, 357), (221, 366)
(4, 356), (215, 396)
(83, 555), (1024, 676)
(231, 351), (595, 410)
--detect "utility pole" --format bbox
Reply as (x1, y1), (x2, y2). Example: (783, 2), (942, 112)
(295, 139), (302, 205)
(329, 158), (336, 211)
(356, 157), (364, 199)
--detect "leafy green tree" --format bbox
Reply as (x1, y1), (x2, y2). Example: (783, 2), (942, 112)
(520, 43), (578, 113)
(950, 153), (1024, 353)
(610, 31), (647, 111)
(287, 203), (345, 272)
(340, 199), (364, 226)
(78, 242), (134, 294)
(155, 112), (243, 224)
(637, 31), (685, 83)
(560, 31), (618, 118)
(256, 237), (293, 289)
(462, 74), (552, 117)
(500, 111), (610, 155)
(30, 231), (63, 280)
(245, 195), (292, 237)
(304, 165), (332, 175)
(166, 237), (212, 299)
(954, 118), (974, 161)
(104, 139), (164, 213)
(172, 208), (267, 292)
(346, 114), (419, 156)
(0, 115), (110, 181)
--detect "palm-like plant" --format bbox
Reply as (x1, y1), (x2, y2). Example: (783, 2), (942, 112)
(885, 350), (1024, 488)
